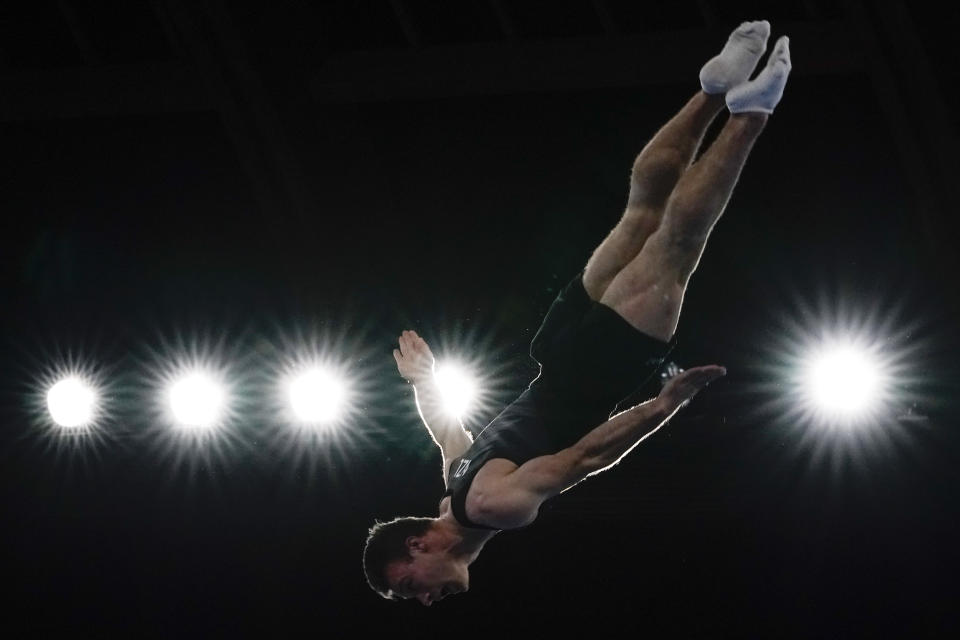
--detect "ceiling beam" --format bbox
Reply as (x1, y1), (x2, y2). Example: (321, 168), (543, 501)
(1, 21), (860, 123)
(310, 21), (862, 104)
(0, 62), (210, 122)
(56, 0), (103, 66)
(388, 0), (422, 48)
(488, 0), (520, 40)
(157, 0), (314, 222)
(842, 0), (960, 307)
(591, 0), (621, 36)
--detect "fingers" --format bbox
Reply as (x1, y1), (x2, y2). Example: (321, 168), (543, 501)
(688, 364), (726, 375)
(399, 331), (416, 356)
(408, 330), (424, 351)
(685, 365), (727, 383)
(396, 331), (432, 383)
(661, 364), (727, 407)
(398, 330), (429, 356)
(699, 368), (726, 383)
(413, 332), (432, 356)
(679, 366), (726, 399)
(686, 371), (724, 391)
(652, 362), (726, 411)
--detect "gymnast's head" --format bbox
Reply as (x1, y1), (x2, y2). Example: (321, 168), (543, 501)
(363, 516), (470, 606)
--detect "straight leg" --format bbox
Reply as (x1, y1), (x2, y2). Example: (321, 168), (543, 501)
(599, 112), (769, 341)
(582, 91), (725, 301)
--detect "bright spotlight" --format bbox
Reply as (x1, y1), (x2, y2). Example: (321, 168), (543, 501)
(288, 367), (346, 424)
(46, 376), (98, 428)
(168, 371), (225, 428)
(804, 343), (884, 418)
(434, 363), (477, 418)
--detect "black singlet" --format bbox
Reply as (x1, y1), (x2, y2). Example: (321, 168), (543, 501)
(443, 272), (674, 530)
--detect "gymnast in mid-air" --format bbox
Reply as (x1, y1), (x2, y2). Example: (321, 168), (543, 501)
(363, 21), (791, 605)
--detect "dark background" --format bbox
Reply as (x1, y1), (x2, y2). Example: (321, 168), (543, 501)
(2, 1), (959, 637)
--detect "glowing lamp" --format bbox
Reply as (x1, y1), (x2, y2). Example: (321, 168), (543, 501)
(434, 363), (476, 418)
(805, 345), (882, 418)
(288, 367), (346, 424)
(47, 377), (97, 428)
(168, 372), (225, 428)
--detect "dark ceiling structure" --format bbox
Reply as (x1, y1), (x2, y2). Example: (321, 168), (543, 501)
(2, 1), (957, 281)
(2, 1), (958, 636)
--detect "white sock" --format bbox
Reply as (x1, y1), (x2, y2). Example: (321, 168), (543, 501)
(699, 20), (771, 95)
(726, 36), (792, 114)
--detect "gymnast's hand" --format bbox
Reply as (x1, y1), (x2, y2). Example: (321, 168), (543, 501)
(393, 330), (435, 384)
(657, 365), (727, 410)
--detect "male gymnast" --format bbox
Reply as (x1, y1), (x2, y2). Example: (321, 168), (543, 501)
(363, 21), (791, 605)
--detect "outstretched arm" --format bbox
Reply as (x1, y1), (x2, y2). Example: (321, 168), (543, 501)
(566, 365), (726, 477)
(478, 365), (726, 528)
(394, 330), (474, 485)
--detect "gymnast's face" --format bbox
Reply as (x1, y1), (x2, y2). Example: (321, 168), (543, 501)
(386, 548), (469, 606)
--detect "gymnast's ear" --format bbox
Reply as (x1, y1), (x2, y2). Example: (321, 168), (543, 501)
(405, 536), (428, 552)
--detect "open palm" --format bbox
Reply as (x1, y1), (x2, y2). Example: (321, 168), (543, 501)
(393, 330), (435, 383)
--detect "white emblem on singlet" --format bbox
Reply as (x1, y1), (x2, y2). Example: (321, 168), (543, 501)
(454, 459), (471, 478)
